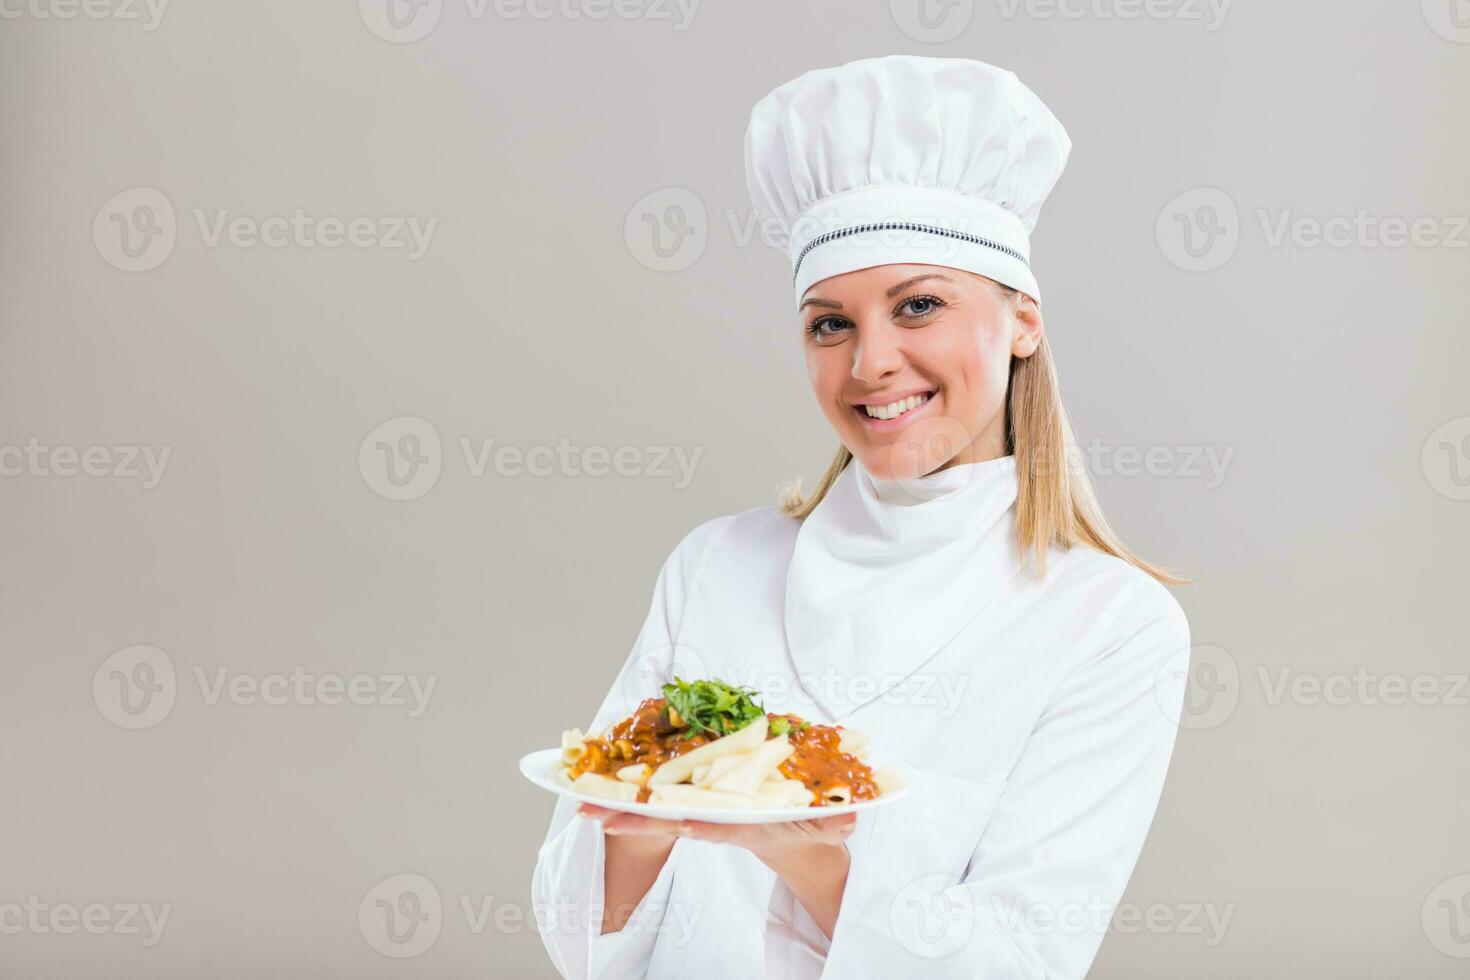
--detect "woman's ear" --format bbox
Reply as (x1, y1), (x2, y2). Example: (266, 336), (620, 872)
(1011, 293), (1044, 358)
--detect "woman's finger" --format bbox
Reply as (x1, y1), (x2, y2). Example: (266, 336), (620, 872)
(578, 803), (688, 838)
(795, 812), (857, 845)
(577, 803), (858, 850)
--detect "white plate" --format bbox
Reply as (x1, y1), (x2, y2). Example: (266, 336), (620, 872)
(518, 747), (911, 825)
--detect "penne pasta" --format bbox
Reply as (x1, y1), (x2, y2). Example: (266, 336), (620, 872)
(648, 784), (754, 809)
(694, 754), (745, 789)
(616, 763), (651, 785)
(752, 777), (813, 808)
(572, 771), (640, 802)
(560, 727), (588, 766)
(837, 728), (869, 754)
(872, 767), (909, 795)
(821, 784), (852, 805)
(647, 715), (768, 786)
(708, 734), (794, 796)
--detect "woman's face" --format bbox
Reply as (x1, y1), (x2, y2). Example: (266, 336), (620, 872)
(800, 263), (1043, 481)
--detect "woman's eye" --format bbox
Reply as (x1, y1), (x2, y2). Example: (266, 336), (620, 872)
(806, 317), (851, 342)
(898, 295), (944, 318)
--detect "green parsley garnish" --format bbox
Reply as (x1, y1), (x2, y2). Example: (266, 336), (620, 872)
(767, 716), (809, 736)
(661, 676), (767, 740)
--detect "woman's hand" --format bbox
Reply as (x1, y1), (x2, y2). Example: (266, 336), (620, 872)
(576, 802), (855, 862)
(577, 802), (856, 939)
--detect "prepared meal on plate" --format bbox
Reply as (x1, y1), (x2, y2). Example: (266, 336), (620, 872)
(555, 677), (905, 809)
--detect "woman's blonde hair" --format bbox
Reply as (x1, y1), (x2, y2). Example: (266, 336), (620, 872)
(778, 281), (1190, 586)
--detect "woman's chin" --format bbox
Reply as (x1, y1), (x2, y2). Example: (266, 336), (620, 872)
(847, 448), (941, 484)
(843, 411), (978, 482)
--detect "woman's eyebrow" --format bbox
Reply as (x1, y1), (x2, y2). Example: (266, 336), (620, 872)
(800, 273), (959, 311)
(798, 297), (843, 312)
(885, 273), (955, 297)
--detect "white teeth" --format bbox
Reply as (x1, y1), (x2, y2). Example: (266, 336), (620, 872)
(863, 392), (931, 420)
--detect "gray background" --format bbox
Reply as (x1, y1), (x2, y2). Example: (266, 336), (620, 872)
(2, 0), (1467, 976)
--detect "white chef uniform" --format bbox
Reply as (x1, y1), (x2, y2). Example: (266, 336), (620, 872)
(532, 454), (1191, 979)
(532, 53), (1190, 979)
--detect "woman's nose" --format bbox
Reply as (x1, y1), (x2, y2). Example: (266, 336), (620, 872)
(850, 322), (903, 384)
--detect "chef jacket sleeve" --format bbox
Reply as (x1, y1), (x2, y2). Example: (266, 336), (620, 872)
(531, 516), (730, 980)
(764, 575), (1192, 980)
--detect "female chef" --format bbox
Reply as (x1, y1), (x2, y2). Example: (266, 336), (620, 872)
(532, 54), (1193, 980)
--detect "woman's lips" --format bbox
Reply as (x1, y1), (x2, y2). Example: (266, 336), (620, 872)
(852, 390), (937, 433)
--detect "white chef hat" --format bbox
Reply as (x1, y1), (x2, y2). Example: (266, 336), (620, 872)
(744, 55), (1071, 307)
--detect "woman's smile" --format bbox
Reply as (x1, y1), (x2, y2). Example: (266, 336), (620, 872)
(851, 387), (938, 433)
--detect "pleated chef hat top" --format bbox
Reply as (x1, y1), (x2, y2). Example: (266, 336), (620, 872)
(744, 55), (1072, 306)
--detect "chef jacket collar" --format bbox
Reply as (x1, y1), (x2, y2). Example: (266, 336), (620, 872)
(783, 452), (1023, 721)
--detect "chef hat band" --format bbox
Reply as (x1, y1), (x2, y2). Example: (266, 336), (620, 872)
(744, 55), (1072, 308)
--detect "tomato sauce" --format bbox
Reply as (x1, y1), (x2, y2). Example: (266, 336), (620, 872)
(569, 697), (711, 802)
(772, 713), (880, 805)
